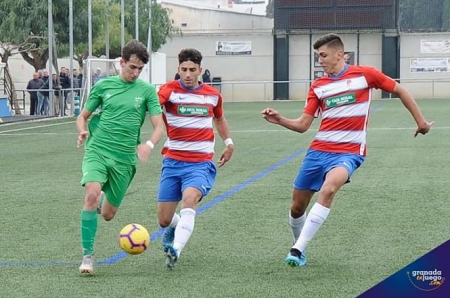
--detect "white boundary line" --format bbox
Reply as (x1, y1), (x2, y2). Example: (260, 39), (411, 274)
(0, 120), (75, 134)
(0, 116), (74, 127)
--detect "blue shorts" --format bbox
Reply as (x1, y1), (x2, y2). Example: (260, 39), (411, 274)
(293, 149), (365, 192)
(157, 157), (217, 202)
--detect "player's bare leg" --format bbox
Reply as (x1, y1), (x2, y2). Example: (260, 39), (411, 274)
(286, 167), (347, 267)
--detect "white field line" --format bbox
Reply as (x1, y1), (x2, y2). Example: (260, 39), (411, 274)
(1, 126), (449, 136)
(0, 120), (75, 134)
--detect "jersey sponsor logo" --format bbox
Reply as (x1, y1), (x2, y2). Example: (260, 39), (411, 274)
(324, 93), (356, 109)
(177, 105), (209, 116)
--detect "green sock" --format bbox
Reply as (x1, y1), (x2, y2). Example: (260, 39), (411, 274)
(80, 210), (98, 256)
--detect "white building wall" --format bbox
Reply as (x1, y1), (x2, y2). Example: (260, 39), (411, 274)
(162, 2), (273, 33)
(159, 33), (273, 101)
(399, 33), (450, 98)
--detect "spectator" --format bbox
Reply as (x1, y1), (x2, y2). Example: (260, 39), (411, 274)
(37, 69), (50, 115)
(93, 68), (104, 84)
(38, 73), (59, 116)
(26, 72), (44, 115)
(202, 69), (212, 84)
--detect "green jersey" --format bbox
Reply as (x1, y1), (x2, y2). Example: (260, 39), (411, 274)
(84, 76), (162, 165)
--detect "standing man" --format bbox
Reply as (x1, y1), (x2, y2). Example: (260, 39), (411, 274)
(26, 72), (44, 115)
(76, 39), (164, 274)
(262, 33), (433, 267)
(158, 48), (235, 269)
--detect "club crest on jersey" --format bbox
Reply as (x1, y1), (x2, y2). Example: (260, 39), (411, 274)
(324, 93), (356, 109)
(134, 96), (143, 109)
(178, 105), (209, 116)
(347, 80), (352, 89)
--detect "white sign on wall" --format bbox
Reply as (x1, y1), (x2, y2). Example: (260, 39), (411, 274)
(420, 39), (450, 54)
(410, 58), (449, 72)
(215, 41), (252, 55)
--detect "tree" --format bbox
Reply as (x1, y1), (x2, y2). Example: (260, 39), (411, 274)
(0, 0), (180, 71)
(0, 0), (72, 71)
(120, 0), (181, 53)
(0, 35), (43, 64)
(0, 35), (43, 114)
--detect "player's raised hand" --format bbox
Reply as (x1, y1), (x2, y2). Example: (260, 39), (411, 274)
(414, 121), (435, 137)
(137, 143), (152, 162)
(261, 108), (281, 124)
(77, 131), (89, 148)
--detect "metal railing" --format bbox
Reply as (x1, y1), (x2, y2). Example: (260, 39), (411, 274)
(11, 77), (450, 117)
(14, 88), (83, 117)
(205, 78), (450, 102)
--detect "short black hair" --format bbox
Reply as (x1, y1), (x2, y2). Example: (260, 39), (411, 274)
(178, 48), (203, 66)
(122, 39), (149, 64)
(313, 33), (344, 50)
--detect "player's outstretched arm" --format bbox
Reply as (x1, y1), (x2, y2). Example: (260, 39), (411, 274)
(137, 114), (165, 162)
(214, 116), (234, 167)
(261, 108), (314, 133)
(76, 108), (93, 148)
(392, 83), (434, 137)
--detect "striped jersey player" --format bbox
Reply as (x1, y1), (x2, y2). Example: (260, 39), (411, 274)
(262, 33), (433, 268)
(159, 80), (223, 162)
(157, 48), (235, 270)
(305, 64), (397, 156)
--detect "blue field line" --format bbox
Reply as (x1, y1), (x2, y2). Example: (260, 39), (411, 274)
(100, 148), (305, 265)
(0, 149), (305, 267)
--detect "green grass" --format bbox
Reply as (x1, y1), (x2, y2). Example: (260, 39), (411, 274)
(0, 99), (449, 298)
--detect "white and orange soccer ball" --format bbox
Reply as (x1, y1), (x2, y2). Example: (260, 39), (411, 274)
(119, 223), (150, 255)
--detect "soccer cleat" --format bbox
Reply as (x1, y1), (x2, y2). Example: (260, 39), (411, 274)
(161, 227), (175, 247)
(164, 244), (178, 270)
(284, 248), (307, 267)
(79, 255), (95, 274)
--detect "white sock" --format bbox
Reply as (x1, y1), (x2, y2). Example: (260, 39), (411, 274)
(289, 211), (306, 243)
(168, 213), (180, 228)
(292, 203), (330, 253)
(173, 208), (196, 256)
(159, 213), (180, 229)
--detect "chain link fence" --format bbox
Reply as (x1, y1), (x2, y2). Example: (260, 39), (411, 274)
(274, 0), (450, 33)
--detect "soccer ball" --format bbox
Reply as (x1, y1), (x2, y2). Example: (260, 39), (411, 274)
(119, 223), (150, 255)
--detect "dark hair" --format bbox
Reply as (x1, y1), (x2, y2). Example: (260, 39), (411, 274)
(178, 48), (203, 66)
(313, 33), (344, 50)
(122, 39), (149, 64)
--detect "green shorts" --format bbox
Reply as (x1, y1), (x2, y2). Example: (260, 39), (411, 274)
(80, 150), (136, 208)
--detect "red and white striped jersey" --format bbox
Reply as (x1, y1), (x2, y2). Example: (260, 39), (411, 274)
(158, 80), (223, 162)
(304, 65), (396, 156)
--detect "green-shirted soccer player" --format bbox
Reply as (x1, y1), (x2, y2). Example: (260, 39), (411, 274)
(76, 39), (164, 274)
